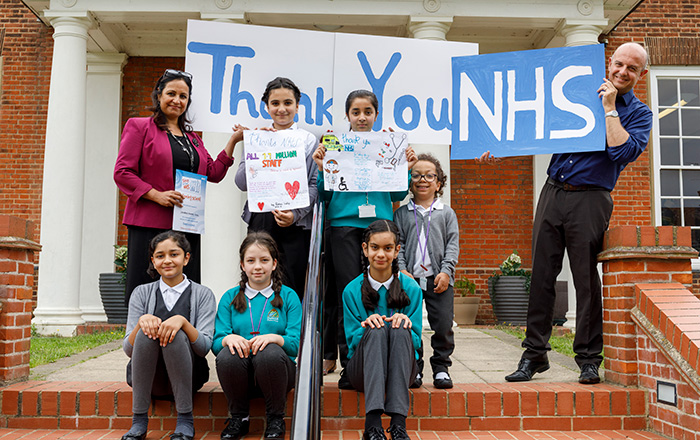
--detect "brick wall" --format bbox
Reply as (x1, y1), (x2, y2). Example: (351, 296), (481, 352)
(0, 1), (53, 245)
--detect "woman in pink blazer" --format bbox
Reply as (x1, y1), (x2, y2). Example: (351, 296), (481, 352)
(114, 69), (237, 306)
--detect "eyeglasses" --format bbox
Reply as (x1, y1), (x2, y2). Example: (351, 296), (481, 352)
(411, 173), (438, 182)
(162, 69), (193, 80)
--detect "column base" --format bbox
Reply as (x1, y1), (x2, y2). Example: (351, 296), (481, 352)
(80, 306), (108, 323)
(32, 308), (85, 336)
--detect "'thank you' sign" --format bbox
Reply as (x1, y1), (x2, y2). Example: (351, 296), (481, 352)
(451, 44), (606, 159)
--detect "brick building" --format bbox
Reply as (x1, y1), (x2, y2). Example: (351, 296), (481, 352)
(0, 0), (698, 335)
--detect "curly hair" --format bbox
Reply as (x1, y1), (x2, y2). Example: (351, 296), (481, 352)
(360, 220), (410, 311)
(232, 231), (284, 313)
(414, 153), (447, 197)
(148, 71), (194, 133)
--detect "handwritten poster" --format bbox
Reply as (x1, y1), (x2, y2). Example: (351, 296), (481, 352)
(322, 132), (408, 192)
(244, 130), (310, 212)
(451, 44), (606, 159)
(173, 170), (207, 234)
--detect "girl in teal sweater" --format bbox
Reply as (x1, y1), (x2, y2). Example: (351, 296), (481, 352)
(343, 220), (423, 440)
(213, 232), (302, 440)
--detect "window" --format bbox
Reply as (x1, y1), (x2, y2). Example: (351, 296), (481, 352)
(650, 68), (700, 254)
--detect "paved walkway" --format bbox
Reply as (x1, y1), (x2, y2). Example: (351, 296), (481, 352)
(30, 327), (585, 384)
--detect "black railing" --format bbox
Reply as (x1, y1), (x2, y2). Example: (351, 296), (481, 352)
(291, 202), (324, 440)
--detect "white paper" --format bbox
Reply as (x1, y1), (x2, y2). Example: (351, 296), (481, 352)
(173, 170), (207, 234)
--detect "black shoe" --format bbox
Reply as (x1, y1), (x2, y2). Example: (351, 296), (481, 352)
(505, 358), (550, 382)
(579, 363), (601, 384)
(221, 417), (249, 440)
(121, 434), (146, 440)
(433, 375), (453, 389)
(363, 426), (388, 440)
(338, 369), (354, 390)
(170, 433), (193, 440)
(264, 415), (285, 439)
(387, 424), (411, 440)
(409, 373), (422, 389)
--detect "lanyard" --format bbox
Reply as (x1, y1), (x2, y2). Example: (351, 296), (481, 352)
(413, 199), (435, 271)
(169, 131), (195, 172)
(248, 296), (270, 335)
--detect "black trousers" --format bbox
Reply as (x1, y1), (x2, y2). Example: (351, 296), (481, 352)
(416, 276), (455, 377)
(322, 226), (364, 367)
(125, 226), (201, 307)
(248, 212), (310, 300)
(522, 182), (613, 367)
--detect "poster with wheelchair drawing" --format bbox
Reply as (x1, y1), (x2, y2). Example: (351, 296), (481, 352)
(321, 131), (409, 192)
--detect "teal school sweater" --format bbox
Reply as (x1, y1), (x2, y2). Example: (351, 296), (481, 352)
(342, 272), (423, 359)
(317, 171), (409, 228)
(212, 285), (302, 361)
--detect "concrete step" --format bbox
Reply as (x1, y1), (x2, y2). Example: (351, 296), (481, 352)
(0, 381), (647, 432)
(0, 427), (667, 440)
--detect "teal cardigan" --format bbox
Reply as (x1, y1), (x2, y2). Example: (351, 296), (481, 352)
(212, 285), (302, 362)
(342, 272), (423, 359)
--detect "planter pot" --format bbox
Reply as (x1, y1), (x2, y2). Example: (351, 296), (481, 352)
(453, 296), (479, 325)
(99, 273), (128, 324)
(489, 276), (529, 326)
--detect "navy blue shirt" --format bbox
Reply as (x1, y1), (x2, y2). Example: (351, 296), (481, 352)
(547, 90), (653, 191)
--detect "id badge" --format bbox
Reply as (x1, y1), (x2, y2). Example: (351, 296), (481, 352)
(358, 204), (376, 218)
(420, 277), (427, 290)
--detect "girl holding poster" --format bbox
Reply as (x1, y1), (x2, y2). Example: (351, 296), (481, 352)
(114, 69), (237, 307)
(214, 231), (301, 440)
(342, 220), (422, 440)
(312, 90), (417, 385)
(122, 231), (216, 440)
(233, 77), (318, 300)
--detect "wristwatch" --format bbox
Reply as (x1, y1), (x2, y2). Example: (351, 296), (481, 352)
(605, 110), (619, 118)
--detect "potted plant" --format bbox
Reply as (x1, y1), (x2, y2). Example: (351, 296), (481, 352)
(453, 278), (479, 325)
(98, 245), (129, 324)
(488, 251), (531, 326)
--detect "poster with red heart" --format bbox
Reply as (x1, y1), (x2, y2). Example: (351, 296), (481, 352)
(244, 130), (311, 212)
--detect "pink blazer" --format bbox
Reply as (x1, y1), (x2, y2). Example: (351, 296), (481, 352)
(114, 117), (234, 229)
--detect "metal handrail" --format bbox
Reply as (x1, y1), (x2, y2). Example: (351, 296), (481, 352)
(290, 202), (324, 440)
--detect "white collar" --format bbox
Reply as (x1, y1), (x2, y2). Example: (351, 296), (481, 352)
(368, 272), (395, 291)
(159, 274), (190, 294)
(245, 283), (274, 300)
(408, 197), (444, 211)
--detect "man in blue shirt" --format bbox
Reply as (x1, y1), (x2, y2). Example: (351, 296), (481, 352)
(505, 43), (653, 384)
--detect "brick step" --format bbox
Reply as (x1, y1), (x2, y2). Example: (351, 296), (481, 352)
(0, 428), (667, 440)
(0, 381), (647, 432)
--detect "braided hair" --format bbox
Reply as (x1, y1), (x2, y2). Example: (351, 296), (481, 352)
(360, 220), (410, 311)
(232, 231), (284, 313)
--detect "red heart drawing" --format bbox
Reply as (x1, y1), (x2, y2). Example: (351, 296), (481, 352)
(257, 202), (265, 211)
(285, 181), (300, 200)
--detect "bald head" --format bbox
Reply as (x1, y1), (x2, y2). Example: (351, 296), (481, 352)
(608, 43), (648, 94)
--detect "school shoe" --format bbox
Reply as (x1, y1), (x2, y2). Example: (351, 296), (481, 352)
(363, 426), (388, 440)
(323, 359), (337, 375)
(433, 372), (453, 389)
(121, 434), (146, 440)
(220, 417), (249, 440)
(578, 363), (601, 384)
(169, 433), (193, 440)
(409, 373), (422, 388)
(387, 424), (411, 440)
(505, 358), (550, 382)
(264, 415), (285, 439)
(338, 369), (353, 390)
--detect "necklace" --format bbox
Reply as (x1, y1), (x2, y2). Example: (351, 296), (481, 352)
(168, 131), (195, 171)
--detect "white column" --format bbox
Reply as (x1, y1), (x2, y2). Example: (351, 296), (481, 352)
(199, 16), (247, 302)
(33, 15), (92, 336)
(201, 133), (245, 302)
(556, 20), (606, 329)
(79, 53), (128, 322)
(408, 17), (453, 329)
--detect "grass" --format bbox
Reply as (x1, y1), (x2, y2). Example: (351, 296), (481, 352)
(497, 325), (575, 358)
(30, 327), (125, 368)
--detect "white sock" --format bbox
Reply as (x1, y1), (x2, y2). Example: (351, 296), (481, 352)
(435, 372), (450, 380)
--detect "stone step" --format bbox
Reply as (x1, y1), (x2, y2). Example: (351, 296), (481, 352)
(0, 381), (647, 432)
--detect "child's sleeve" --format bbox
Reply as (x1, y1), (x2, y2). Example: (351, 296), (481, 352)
(190, 286), (217, 357)
(123, 284), (150, 358)
(393, 206), (411, 273)
(401, 274), (423, 352)
(316, 169), (332, 201)
(440, 207), (460, 284)
(212, 289), (235, 356)
(234, 156), (248, 191)
(290, 134), (318, 224)
(342, 281), (366, 360)
(281, 288), (302, 357)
